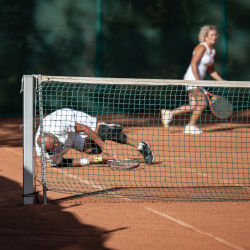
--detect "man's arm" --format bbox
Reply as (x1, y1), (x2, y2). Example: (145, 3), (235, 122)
(56, 157), (108, 167)
(75, 123), (117, 159)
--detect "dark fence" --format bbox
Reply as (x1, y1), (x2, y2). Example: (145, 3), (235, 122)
(1, 0), (250, 115)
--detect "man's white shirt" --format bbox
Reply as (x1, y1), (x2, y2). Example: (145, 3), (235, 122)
(35, 108), (97, 165)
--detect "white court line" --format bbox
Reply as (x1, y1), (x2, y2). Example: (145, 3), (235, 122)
(8, 146), (246, 250)
(55, 168), (247, 250)
(173, 156), (250, 160)
(3, 147), (130, 199)
(146, 207), (246, 250)
(170, 164), (250, 190)
(54, 168), (130, 201)
(2, 147), (23, 156)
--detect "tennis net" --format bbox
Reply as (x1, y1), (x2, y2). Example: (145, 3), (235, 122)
(25, 75), (250, 202)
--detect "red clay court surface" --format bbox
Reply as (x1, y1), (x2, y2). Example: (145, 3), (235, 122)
(1, 116), (250, 250)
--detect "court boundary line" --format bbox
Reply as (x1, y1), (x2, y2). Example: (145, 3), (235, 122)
(5, 147), (247, 250)
(52, 167), (247, 250)
(146, 207), (246, 250)
(54, 168), (130, 201)
(6, 146), (248, 190)
(170, 164), (250, 190)
(3, 147), (23, 156)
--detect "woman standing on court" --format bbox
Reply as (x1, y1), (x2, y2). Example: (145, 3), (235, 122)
(161, 25), (225, 134)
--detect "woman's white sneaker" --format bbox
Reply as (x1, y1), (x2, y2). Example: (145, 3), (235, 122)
(161, 110), (172, 127)
(184, 125), (203, 134)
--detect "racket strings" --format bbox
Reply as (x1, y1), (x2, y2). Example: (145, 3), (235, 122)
(109, 159), (139, 170)
(210, 97), (233, 118)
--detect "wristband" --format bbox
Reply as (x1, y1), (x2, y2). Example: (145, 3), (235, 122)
(80, 158), (90, 166)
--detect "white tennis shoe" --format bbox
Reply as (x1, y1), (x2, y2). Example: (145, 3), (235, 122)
(161, 109), (172, 127)
(184, 125), (203, 135)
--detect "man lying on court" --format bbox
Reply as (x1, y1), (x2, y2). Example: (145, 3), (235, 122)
(35, 108), (154, 168)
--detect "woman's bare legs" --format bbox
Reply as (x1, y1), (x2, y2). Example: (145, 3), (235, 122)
(161, 88), (207, 133)
(170, 88), (207, 125)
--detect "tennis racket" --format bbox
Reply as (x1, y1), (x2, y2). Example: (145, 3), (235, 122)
(200, 87), (233, 119)
(108, 159), (140, 170)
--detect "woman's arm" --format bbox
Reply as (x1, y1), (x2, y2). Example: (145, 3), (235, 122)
(208, 65), (225, 81)
(190, 44), (206, 80)
(208, 52), (225, 81)
(209, 69), (224, 81)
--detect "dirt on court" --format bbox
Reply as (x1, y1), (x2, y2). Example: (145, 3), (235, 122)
(0, 116), (250, 250)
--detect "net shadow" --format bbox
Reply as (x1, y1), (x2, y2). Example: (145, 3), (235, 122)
(49, 185), (250, 202)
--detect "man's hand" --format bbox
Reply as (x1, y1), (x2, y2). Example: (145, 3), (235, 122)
(75, 122), (117, 159)
(102, 144), (117, 159)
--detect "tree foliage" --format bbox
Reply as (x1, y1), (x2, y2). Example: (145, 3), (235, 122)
(0, 0), (249, 114)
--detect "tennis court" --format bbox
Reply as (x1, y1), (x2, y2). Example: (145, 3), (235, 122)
(2, 1), (250, 248)
(36, 112), (250, 202)
(1, 116), (250, 249)
(1, 75), (249, 249)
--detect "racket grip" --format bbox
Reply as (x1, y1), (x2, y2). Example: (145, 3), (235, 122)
(200, 87), (207, 94)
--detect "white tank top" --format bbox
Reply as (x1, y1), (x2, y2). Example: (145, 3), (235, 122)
(184, 42), (215, 90)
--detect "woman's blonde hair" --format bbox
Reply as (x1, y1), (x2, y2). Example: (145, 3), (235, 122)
(198, 25), (217, 43)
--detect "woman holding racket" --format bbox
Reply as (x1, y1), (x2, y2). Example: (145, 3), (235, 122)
(162, 25), (225, 134)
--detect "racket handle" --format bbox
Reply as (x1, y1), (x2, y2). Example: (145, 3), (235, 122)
(200, 87), (208, 95)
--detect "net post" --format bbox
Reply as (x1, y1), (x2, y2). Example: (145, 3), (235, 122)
(37, 75), (48, 205)
(22, 75), (35, 205)
(36, 75), (48, 205)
